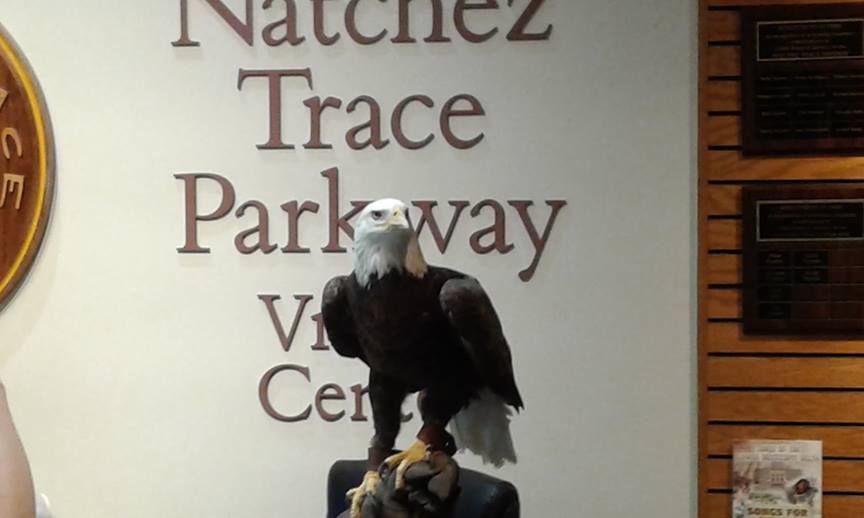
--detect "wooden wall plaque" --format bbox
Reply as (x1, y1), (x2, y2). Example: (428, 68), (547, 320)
(742, 185), (864, 335)
(742, 4), (864, 156)
(0, 24), (54, 310)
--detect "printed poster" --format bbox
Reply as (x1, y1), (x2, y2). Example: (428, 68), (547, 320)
(732, 440), (822, 518)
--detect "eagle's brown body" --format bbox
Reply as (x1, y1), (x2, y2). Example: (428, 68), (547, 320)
(323, 265), (523, 468)
(320, 198), (523, 517)
(339, 268), (476, 391)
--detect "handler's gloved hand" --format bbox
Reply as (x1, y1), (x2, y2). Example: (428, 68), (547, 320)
(339, 451), (460, 518)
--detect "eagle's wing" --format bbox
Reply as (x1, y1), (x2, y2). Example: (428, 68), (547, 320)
(322, 275), (365, 361)
(439, 277), (524, 410)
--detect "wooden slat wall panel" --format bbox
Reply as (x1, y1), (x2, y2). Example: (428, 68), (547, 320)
(705, 493), (863, 518)
(706, 220), (740, 249)
(706, 116), (741, 146)
(706, 289), (740, 318)
(707, 357), (864, 388)
(706, 424), (864, 456)
(706, 152), (864, 180)
(705, 185), (741, 215)
(706, 81), (741, 112)
(705, 11), (740, 41)
(706, 458), (864, 492)
(699, 4), (864, 518)
(707, 266), (740, 285)
(706, 255), (740, 284)
(707, 184), (864, 216)
(706, 392), (864, 422)
(707, 47), (741, 76)
(705, 322), (864, 354)
(709, 0), (862, 5)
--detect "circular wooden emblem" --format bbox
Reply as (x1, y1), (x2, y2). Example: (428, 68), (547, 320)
(0, 25), (54, 310)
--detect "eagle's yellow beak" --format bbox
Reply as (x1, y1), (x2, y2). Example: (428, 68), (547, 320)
(386, 207), (409, 229)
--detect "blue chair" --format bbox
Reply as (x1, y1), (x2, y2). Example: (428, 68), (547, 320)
(327, 460), (520, 518)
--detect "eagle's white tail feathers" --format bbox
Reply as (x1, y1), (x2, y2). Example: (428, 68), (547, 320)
(448, 389), (517, 468)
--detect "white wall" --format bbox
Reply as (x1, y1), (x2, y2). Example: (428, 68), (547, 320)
(0, 1), (696, 517)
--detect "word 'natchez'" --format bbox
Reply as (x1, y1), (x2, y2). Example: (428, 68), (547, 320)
(175, 167), (566, 282)
(172, 0), (552, 48)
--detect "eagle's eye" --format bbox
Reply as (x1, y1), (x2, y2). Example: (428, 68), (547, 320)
(371, 210), (384, 220)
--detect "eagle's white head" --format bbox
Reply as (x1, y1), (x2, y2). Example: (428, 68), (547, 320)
(353, 198), (428, 288)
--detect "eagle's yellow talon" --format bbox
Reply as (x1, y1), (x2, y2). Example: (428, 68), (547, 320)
(348, 470), (380, 518)
(385, 440), (430, 490)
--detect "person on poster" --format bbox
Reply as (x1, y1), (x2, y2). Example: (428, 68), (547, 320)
(787, 478), (818, 507)
(732, 466), (753, 518)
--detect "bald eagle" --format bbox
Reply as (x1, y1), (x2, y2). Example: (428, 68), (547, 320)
(322, 198), (524, 517)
